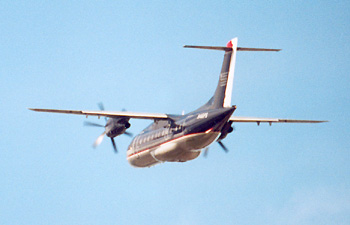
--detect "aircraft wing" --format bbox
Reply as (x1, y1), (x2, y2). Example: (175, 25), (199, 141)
(28, 108), (169, 120)
(229, 116), (327, 125)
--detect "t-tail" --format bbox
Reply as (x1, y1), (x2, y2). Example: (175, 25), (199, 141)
(184, 38), (281, 110)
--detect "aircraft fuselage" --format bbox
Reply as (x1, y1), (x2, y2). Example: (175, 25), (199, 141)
(127, 107), (236, 167)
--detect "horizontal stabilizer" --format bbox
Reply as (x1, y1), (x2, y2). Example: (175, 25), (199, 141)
(184, 45), (281, 52)
(183, 45), (232, 51)
(237, 47), (281, 52)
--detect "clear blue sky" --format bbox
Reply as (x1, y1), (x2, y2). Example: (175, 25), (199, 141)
(1, 1), (349, 225)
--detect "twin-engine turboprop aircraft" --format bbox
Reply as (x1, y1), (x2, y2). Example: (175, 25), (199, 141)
(29, 38), (327, 168)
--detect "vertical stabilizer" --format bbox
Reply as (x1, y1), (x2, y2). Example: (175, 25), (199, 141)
(222, 38), (238, 107)
(209, 38), (238, 108)
(185, 38), (238, 110)
(184, 38), (280, 110)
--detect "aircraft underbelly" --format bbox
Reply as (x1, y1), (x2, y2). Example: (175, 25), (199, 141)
(127, 132), (219, 168)
(181, 132), (220, 150)
(127, 149), (160, 168)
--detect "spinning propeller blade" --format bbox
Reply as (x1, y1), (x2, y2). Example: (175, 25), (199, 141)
(98, 102), (108, 121)
(93, 131), (106, 148)
(124, 131), (133, 137)
(217, 141), (229, 153)
(203, 141), (229, 158)
(111, 138), (117, 153)
(203, 147), (209, 158)
(98, 102), (105, 111)
(84, 121), (105, 127)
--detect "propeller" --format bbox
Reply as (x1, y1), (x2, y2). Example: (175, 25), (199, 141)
(124, 131), (133, 137)
(85, 121), (114, 151)
(98, 102), (105, 111)
(98, 102), (107, 121)
(111, 137), (117, 153)
(217, 141), (229, 152)
(202, 141), (228, 158)
(85, 121), (123, 153)
(93, 131), (107, 148)
(203, 147), (209, 158)
(84, 121), (104, 128)
(203, 124), (235, 158)
(84, 102), (132, 153)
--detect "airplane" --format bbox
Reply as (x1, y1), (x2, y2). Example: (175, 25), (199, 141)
(29, 38), (327, 168)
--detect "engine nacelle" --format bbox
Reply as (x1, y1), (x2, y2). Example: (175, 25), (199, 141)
(217, 121), (233, 141)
